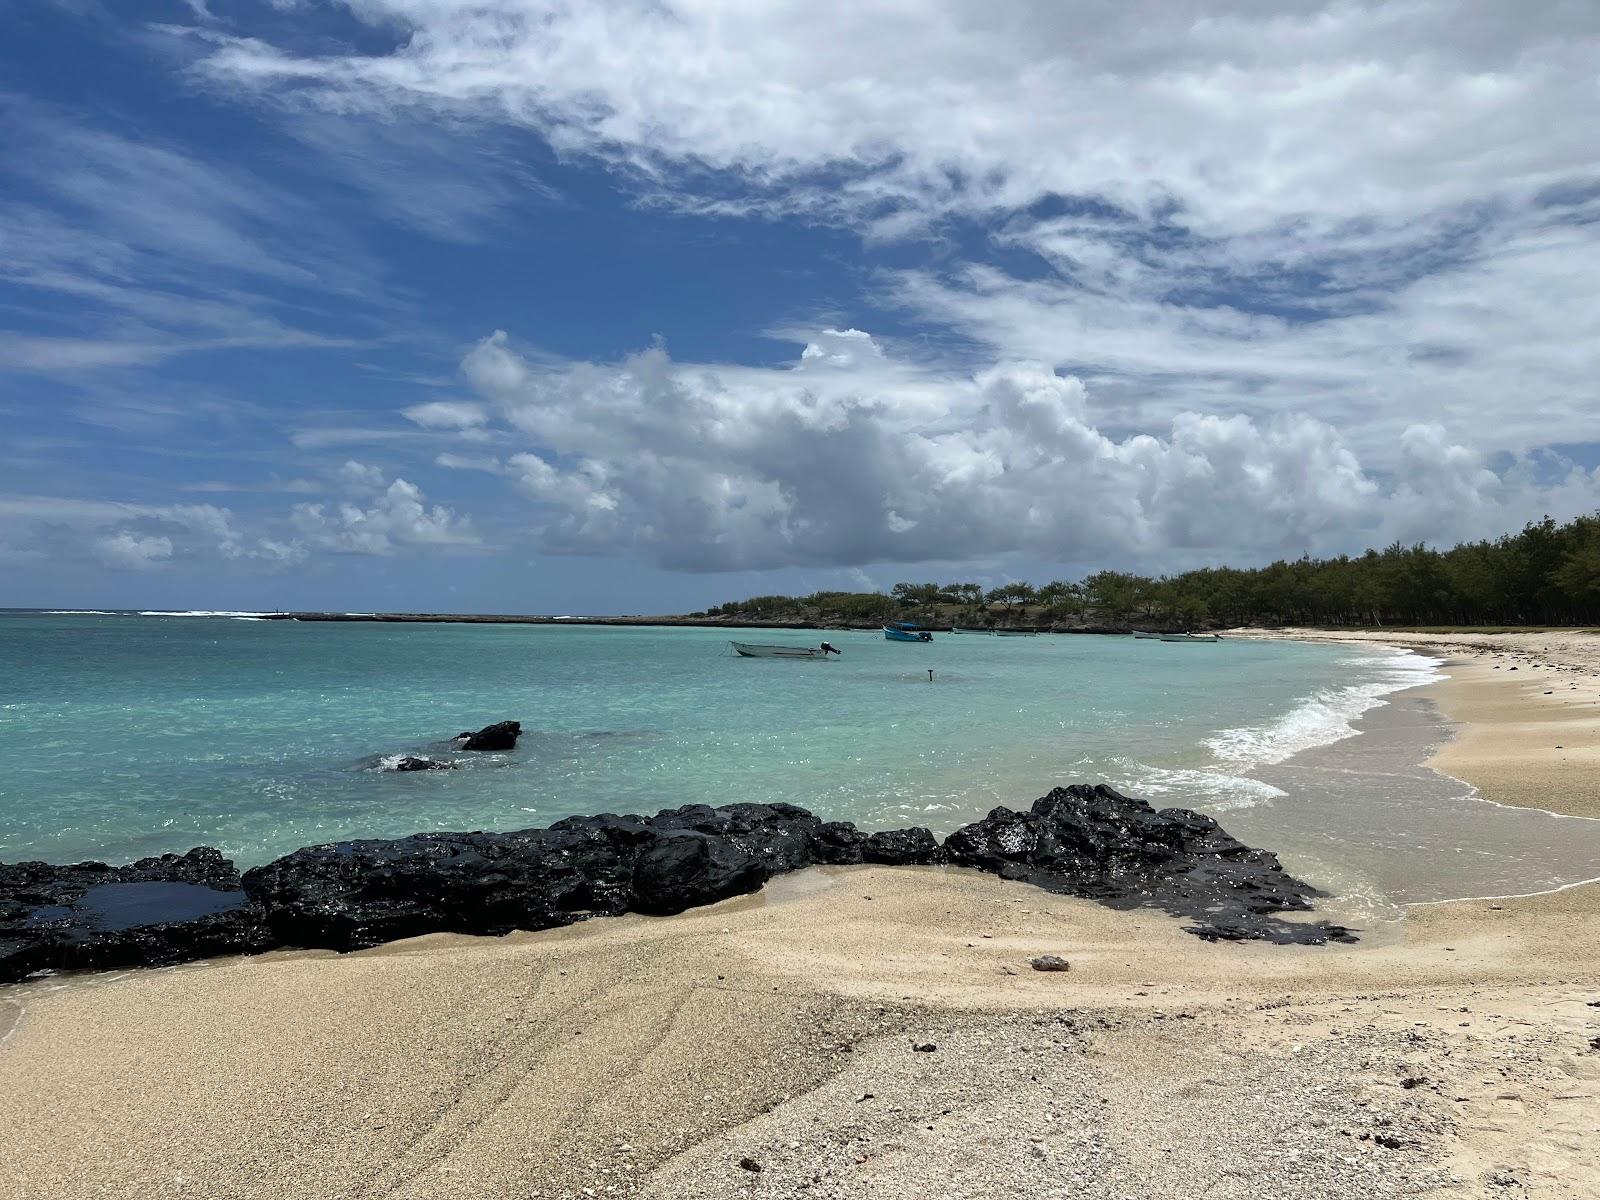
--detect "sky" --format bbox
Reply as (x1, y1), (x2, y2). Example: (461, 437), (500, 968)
(2, 0), (1598, 613)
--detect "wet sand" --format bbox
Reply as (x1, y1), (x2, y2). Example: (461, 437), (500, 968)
(1242, 628), (1600, 820)
(1, 632), (1598, 1199)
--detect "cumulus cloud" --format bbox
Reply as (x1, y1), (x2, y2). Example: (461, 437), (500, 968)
(21, 2), (1591, 584)
(95, 530), (173, 570)
(456, 329), (1600, 571)
(186, 2), (1600, 473)
(0, 494), (306, 570)
(291, 476), (479, 555)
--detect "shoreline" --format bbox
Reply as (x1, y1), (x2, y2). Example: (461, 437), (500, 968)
(1235, 627), (1600, 821)
(2, 632), (1598, 1197)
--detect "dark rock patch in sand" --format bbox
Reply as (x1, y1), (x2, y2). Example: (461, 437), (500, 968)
(1, 786), (1352, 983)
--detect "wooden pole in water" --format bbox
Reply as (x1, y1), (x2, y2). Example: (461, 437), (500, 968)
(928, 668), (934, 682)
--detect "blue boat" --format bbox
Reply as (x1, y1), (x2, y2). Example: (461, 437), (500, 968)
(883, 623), (933, 642)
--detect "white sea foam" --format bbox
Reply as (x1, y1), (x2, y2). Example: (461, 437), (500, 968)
(137, 610), (274, 618)
(1115, 648), (1443, 813)
(44, 610), (117, 615)
(1115, 765), (1288, 812)
(1203, 649), (1443, 769)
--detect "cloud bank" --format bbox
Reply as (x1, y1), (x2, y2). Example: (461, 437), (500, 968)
(179, 0), (1600, 574)
(455, 329), (1600, 571)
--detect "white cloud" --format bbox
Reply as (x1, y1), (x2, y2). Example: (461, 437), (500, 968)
(435, 452), (505, 472)
(95, 530), (173, 570)
(192, 2), (1599, 237)
(0, 101), (374, 374)
(336, 459), (389, 492)
(280, 113), (555, 243)
(189, 1), (1600, 482)
(15, 2), (1596, 585)
(888, 200), (1600, 465)
(0, 494), (309, 570)
(223, 537), (307, 566)
(461, 329), (1600, 571)
(291, 476), (479, 555)
(403, 399), (490, 429)
(289, 427), (435, 449)
(0, 496), (235, 536)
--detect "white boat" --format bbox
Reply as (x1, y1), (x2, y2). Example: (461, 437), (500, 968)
(731, 641), (841, 658)
(1158, 632), (1221, 643)
(950, 626), (993, 634)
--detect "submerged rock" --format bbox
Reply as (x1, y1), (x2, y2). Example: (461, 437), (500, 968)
(456, 720), (521, 751)
(0, 848), (273, 983)
(391, 756), (457, 772)
(943, 784), (1354, 946)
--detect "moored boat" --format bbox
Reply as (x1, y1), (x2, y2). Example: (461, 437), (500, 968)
(950, 626), (993, 634)
(1132, 631), (1160, 639)
(731, 641), (841, 658)
(883, 624), (933, 642)
(994, 630), (1038, 637)
(1158, 632), (1221, 642)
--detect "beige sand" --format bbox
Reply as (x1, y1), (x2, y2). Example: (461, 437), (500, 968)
(1239, 627), (1600, 819)
(2, 633), (1598, 1199)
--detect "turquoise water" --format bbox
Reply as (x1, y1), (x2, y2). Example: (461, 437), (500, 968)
(0, 612), (1428, 871)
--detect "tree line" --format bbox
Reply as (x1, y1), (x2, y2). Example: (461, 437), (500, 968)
(703, 514), (1600, 628)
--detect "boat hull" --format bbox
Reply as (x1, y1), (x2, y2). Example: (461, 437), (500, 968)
(730, 641), (832, 658)
(882, 626), (932, 642)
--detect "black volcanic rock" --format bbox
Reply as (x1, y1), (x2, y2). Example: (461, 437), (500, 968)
(457, 721), (521, 751)
(863, 827), (944, 865)
(0, 847), (273, 983)
(239, 802), (864, 952)
(943, 784), (1353, 945)
(392, 756), (457, 771)
(628, 834), (769, 915)
(2, 787), (1356, 983)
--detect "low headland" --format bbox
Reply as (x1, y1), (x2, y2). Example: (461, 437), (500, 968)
(1, 630), (1597, 1198)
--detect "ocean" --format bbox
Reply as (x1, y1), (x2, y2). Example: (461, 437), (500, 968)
(4, 611), (1598, 918)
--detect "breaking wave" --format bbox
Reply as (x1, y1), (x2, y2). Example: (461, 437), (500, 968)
(1116, 647), (1443, 812)
(1204, 649), (1444, 768)
(137, 610), (275, 618)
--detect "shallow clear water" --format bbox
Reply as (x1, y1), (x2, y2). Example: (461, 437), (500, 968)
(3, 612), (1597, 913)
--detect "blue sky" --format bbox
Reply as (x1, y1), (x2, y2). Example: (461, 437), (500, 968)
(3, 1), (1598, 612)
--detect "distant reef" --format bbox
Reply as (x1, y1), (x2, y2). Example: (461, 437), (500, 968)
(254, 612), (1139, 633)
(0, 785), (1353, 985)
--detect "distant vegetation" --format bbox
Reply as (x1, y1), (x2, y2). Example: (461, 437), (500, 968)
(706, 515), (1600, 629)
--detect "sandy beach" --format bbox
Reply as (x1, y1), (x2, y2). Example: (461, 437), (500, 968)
(2, 634), (1599, 1199)
(1242, 628), (1600, 820)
